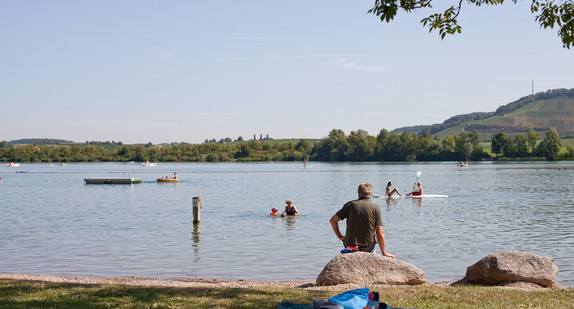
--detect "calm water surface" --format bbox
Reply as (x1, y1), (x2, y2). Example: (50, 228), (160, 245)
(1, 161), (573, 287)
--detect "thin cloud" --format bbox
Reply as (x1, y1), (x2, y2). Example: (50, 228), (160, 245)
(332, 58), (384, 73)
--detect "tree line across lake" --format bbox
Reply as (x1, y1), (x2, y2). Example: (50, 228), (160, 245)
(1, 128), (572, 163)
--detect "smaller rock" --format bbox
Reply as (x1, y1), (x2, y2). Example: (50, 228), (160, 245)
(316, 252), (426, 286)
(465, 251), (558, 287)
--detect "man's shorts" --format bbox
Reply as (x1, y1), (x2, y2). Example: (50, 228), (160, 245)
(343, 241), (375, 253)
(357, 245), (375, 253)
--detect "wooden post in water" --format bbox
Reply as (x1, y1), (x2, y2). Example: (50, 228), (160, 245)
(193, 196), (201, 224)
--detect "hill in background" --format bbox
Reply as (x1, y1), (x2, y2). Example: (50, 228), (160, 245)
(392, 88), (574, 140)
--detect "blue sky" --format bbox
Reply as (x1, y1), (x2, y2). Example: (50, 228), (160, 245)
(1, 1), (573, 144)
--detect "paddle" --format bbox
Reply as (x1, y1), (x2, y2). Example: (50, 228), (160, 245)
(412, 171), (422, 191)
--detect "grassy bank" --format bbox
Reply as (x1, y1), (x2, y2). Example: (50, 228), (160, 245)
(1, 279), (572, 309)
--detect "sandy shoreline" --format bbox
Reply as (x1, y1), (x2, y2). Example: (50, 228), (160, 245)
(0, 273), (452, 290)
(2, 273), (565, 291)
(0, 273), (326, 289)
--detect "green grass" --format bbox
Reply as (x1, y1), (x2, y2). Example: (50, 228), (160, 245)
(1, 279), (572, 309)
(432, 125), (466, 139)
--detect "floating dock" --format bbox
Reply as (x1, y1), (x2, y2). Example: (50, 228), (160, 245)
(84, 178), (142, 184)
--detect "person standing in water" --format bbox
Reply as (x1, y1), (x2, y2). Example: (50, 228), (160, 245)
(385, 181), (402, 197)
(281, 199), (299, 217)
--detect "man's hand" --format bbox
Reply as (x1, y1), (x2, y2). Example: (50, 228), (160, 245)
(382, 251), (396, 259)
(330, 215), (346, 242)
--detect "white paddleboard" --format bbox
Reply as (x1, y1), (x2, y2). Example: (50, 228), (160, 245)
(373, 195), (402, 199)
(407, 194), (448, 198)
(375, 194), (448, 198)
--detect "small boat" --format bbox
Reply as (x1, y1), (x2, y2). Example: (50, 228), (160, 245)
(157, 178), (181, 183)
(7, 162), (20, 167)
(157, 172), (180, 183)
(142, 160), (157, 167)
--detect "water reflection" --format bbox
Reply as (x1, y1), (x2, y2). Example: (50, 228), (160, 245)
(413, 198), (425, 222)
(411, 197), (423, 208)
(191, 223), (202, 244)
(191, 223), (202, 262)
(383, 197), (401, 208)
(269, 215), (282, 229)
(381, 196), (423, 208)
(284, 216), (298, 230)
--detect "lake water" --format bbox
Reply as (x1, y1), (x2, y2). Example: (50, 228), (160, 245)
(1, 161), (573, 287)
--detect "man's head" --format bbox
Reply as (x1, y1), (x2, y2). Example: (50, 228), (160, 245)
(358, 183), (373, 199)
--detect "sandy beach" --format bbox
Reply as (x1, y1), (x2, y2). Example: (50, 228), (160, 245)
(1, 273), (563, 291)
(0, 273), (323, 289)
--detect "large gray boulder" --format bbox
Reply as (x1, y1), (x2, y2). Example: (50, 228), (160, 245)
(316, 252), (427, 286)
(465, 251), (559, 287)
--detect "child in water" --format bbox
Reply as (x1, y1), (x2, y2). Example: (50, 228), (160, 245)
(270, 207), (278, 216)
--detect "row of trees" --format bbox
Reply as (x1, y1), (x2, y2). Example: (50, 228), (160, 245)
(315, 128), (569, 162)
(315, 129), (484, 162)
(1, 129), (571, 163)
(0, 140), (313, 163)
(202, 134), (271, 144)
(491, 128), (566, 160)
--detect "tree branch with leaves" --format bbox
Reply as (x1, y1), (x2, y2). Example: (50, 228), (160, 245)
(368, 0), (574, 48)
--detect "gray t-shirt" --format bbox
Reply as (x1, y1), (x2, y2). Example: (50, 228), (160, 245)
(336, 198), (382, 247)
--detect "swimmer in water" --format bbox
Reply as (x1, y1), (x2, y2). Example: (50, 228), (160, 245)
(281, 199), (299, 217)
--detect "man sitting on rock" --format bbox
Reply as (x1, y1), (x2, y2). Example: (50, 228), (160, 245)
(329, 182), (395, 259)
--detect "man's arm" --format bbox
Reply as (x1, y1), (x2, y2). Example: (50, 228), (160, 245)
(329, 215), (345, 241)
(376, 225), (396, 259)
